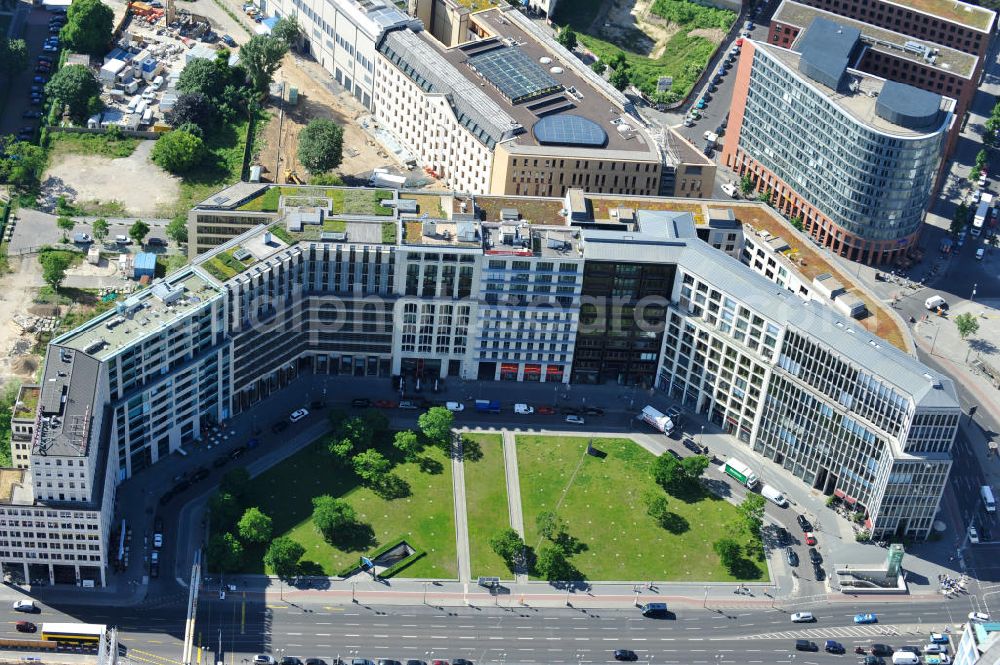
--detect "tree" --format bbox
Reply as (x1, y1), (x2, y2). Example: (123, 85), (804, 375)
(39, 252), (71, 289)
(129, 220), (151, 246)
(166, 92), (216, 130)
(361, 408), (389, 438)
(489, 528), (525, 569)
(311, 495), (356, 541)
(328, 434), (354, 461)
(240, 34), (288, 95)
(591, 60), (607, 75)
(272, 15), (301, 47)
(535, 544), (575, 581)
(0, 138), (45, 190)
(177, 57), (231, 100)
(757, 190), (772, 205)
(264, 536), (304, 578)
(352, 448), (391, 484)
(46, 64), (102, 121)
(976, 148), (988, 169)
(536, 511), (566, 542)
(646, 495), (670, 524)
(92, 218), (109, 244)
(237, 507), (273, 543)
(609, 51), (628, 71)
(740, 174), (754, 196)
(166, 216), (188, 244)
(220, 467), (251, 502)
(151, 130), (204, 174)
(789, 215), (804, 232)
(736, 493), (766, 534)
(60, 0), (113, 56)
(556, 25), (577, 50)
(955, 312), (980, 340)
(713, 537), (741, 568)
(0, 38), (28, 74)
(609, 67), (630, 91)
(297, 118), (345, 174)
(56, 216), (75, 241)
(206, 532), (243, 572)
(393, 430), (421, 461)
(209, 491), (242, 531)
(951, 203), (970, 234)
(680, 455), (709, 480)
(970, 165), (982, 183)
(418, 406), (454, 447)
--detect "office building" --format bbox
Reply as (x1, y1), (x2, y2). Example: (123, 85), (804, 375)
(269, 0), (419, 110)
(374, 6), (675, 197)
(4, 185), (960, 584)
(955, 621), (1000, 665)
(723, 18), (953, 264)
(768, 0), (980, 160)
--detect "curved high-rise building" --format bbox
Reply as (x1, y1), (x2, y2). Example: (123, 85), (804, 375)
(723, 17), (954, 265)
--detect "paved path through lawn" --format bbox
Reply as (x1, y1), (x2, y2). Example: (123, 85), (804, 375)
(501, 429), (528, 584)
(451, 435), (472, 583)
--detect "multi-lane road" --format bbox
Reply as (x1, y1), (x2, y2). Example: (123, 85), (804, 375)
(1, 592), (982, 665)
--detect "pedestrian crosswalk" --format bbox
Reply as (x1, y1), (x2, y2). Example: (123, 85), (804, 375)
(740, 623), (935, 641)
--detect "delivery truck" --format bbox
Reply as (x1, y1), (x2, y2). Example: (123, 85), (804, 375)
(640, 405), (675, 434)
(723, 458), (760, 489)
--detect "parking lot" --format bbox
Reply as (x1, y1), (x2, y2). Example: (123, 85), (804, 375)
(0, 5), (62, 140)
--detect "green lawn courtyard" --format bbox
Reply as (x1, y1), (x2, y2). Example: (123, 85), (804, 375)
(516, 435), (768, 582)
(244, 434), (457, 579)
(461, 433), (511, 578)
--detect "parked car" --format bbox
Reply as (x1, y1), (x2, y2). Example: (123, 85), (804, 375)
(13, 600), (37, 613)
(229, 445), (247, 460)
(794, 640), (818, 652)
(289, 408), (309, 422)
(445, 402), (465, 412)
(969, 612), (991, 622)
(146, 237), (168, 247)
(398, 400), (418, 409)
(808, 547), (822, 564)
(212, 455), (228, 469)
(796, 514), (812, 531)
(271, 421), (289, 433)
(253, 656), (276, 665)
(280, 658), (303, 665)
(824, 640), (844, 654)
(351, 398), (372, 408)
(870, 644), (893, 656)
(73, 233), (93, 244)
(583, 407), (604, 416)
(536, 406), (556, 415)
(190, 468), (210, 483)
(222, 34), (237, 47)
(804, 532), (817, 546)
(785, 547), (798, 566)
(150, 562), (159, 578)
(565, 415), (585, 425)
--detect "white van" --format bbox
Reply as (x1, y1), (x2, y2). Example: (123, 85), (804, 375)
(925, 295), (947, 311)
(513, 403), (534, 415)
(977, 247), (985, 260)
(445, 402), (464, 412)
(151, 75), (164, 90)
(982, 485), (996, 513)
(761, 484), (788, 508)
(891, 652), (920, 665)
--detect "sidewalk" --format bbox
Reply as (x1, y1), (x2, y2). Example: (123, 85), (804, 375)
(499, 429), (528, 585)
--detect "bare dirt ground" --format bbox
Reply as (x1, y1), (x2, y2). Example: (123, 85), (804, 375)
(41, 141), (181, 217)
(255, 54), (398, 184)
(0, 257), (46, 385)
(600, 0), (679, 58)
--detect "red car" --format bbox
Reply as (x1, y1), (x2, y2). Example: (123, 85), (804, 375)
(536, 406), (556, 415)
(804, 532), (817, 546)
(373, 400), (398, 409)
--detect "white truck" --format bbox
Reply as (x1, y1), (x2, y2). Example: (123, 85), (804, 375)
(370, 169), (407, 189)
(972, 196), (992, 237)
(640, 405), (675, 434)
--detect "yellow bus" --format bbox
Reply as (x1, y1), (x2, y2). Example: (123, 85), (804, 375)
(39, 623), (106, 643)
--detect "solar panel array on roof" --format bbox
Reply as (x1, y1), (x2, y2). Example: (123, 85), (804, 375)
(468, 46), (563, 104)
(532, 115), (608, 147)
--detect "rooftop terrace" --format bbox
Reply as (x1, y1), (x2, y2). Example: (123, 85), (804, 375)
(774, 0), (976, 78)
(13, 385), (39, 420)
(55, 270), (223, 361)
(402, 218), (483, 248)
(237, 186), (396, 215)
